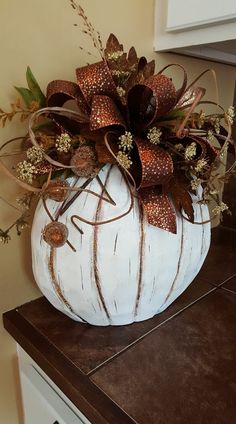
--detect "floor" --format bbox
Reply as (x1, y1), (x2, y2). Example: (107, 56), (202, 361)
(4, 225), (236, 424)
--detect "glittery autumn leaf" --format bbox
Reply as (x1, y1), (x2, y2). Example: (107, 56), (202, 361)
(166, 175), (194, 222)
(127, 47), (138, 67)
(104, 33), (124, 58)
(105, 34), (141, 92)
(95, 141), (117, 164)
(123, 57), (155, 93)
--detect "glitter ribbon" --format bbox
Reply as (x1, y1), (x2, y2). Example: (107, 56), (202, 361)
(127, 74), (177, 132)
(45, 61), (194, 233)
(133, 138), (176, 232)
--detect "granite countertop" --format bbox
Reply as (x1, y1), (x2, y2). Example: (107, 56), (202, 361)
(3, 227), (236, 424)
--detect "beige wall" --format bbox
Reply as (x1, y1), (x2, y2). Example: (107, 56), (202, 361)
(0, 1), (235, 422)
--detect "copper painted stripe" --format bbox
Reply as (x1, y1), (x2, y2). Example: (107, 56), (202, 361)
(200, 204), (205, 256)
(134, 202), (145, 317)
(93, 166), (113, 321)
(48, 247), (86, 322)
(48, 248), (73, 311)
(163, 216), (184, 304)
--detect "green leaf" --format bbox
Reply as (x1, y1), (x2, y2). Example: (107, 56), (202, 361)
(14, 86), (35, 108)
(26, 66), (46, 107)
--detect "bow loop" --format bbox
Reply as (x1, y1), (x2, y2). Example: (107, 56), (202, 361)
(127, 74), (177, 132)
(47, 80), (89, 114)
(46, 80), (89, 132)
(76, 61), (118, 106)
(130, 138), (175, 232)
(133, 138), (173, 189)
(90, 95), (126, 131)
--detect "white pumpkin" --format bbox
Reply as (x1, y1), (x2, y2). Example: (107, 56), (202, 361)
(31, 165), (210, 326)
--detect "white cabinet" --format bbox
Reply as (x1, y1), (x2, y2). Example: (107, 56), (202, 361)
(154, 0), (236, 65)
(17, 346), (91, 424)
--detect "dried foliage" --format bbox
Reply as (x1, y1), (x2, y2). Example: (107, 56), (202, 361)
(70, 0), (104, 59)
(0, 98), (39, 127)
(0, 1), (235, 243)
(0, 193), (33, 243)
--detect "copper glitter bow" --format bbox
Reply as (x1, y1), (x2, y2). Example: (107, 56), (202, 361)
(0, 29), (234, 245)
(46, 57), (209, 233)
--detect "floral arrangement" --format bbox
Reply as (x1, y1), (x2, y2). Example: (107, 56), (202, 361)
(0, 0), (235, 245)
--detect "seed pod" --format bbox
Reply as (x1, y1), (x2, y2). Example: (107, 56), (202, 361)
(42, 222), (68, 248)
(70, 145), (100, 178)
(45, 180), (69, 202)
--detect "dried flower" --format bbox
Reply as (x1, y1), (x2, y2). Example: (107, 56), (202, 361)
(26, 146), (44, 164)
(207, 130), (215, 143)
(55, 133), (72, 153)
(185, 142), (197, 160)
(16, 218), (29, 235)
(16, 161), (36, 184)
(16, 193), (32, 210)
(195, 158), (208, 173)
(118, 131), (133, 152)
(197, 111), (206, 129)
(0, 230), (11, 244)
(214, 118), (220, 135)
(209, 189), (218, 195)
(220, 141), (228, 159)
(117, 151), (132, 169)
(111, 70), (130, 78)
(225, 106), (235, 125)
(191, 178), (202, 190)
(116, 86), (126, 98)
(212, 202), (229, 215)
(107, 50), (123, 60)
(147, 127), (162, 144)
(174, 143), (184, 151)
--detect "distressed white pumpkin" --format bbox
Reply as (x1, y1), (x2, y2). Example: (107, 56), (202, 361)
(31, 165), (210, 326)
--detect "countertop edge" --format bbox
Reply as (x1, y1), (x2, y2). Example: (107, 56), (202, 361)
(3, 307), (135, 424)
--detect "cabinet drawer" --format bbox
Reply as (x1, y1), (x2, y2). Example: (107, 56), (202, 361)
(18, 346), (90, 424)
(20, 364), (87, 424)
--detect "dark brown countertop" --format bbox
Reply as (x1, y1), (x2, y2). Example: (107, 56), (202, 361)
(3, 227), (236, 424)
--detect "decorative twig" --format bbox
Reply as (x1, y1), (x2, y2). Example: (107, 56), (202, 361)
(70, 0), (105, 59)
(0, 98), (39, 127)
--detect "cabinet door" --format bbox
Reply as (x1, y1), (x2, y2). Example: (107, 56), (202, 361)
(166, 0), (236, 32)
(20, 365), (87, 424)
(154, 0), (236, 64)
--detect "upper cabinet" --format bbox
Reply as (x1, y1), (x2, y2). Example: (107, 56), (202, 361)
(154, 0), (236, 65)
